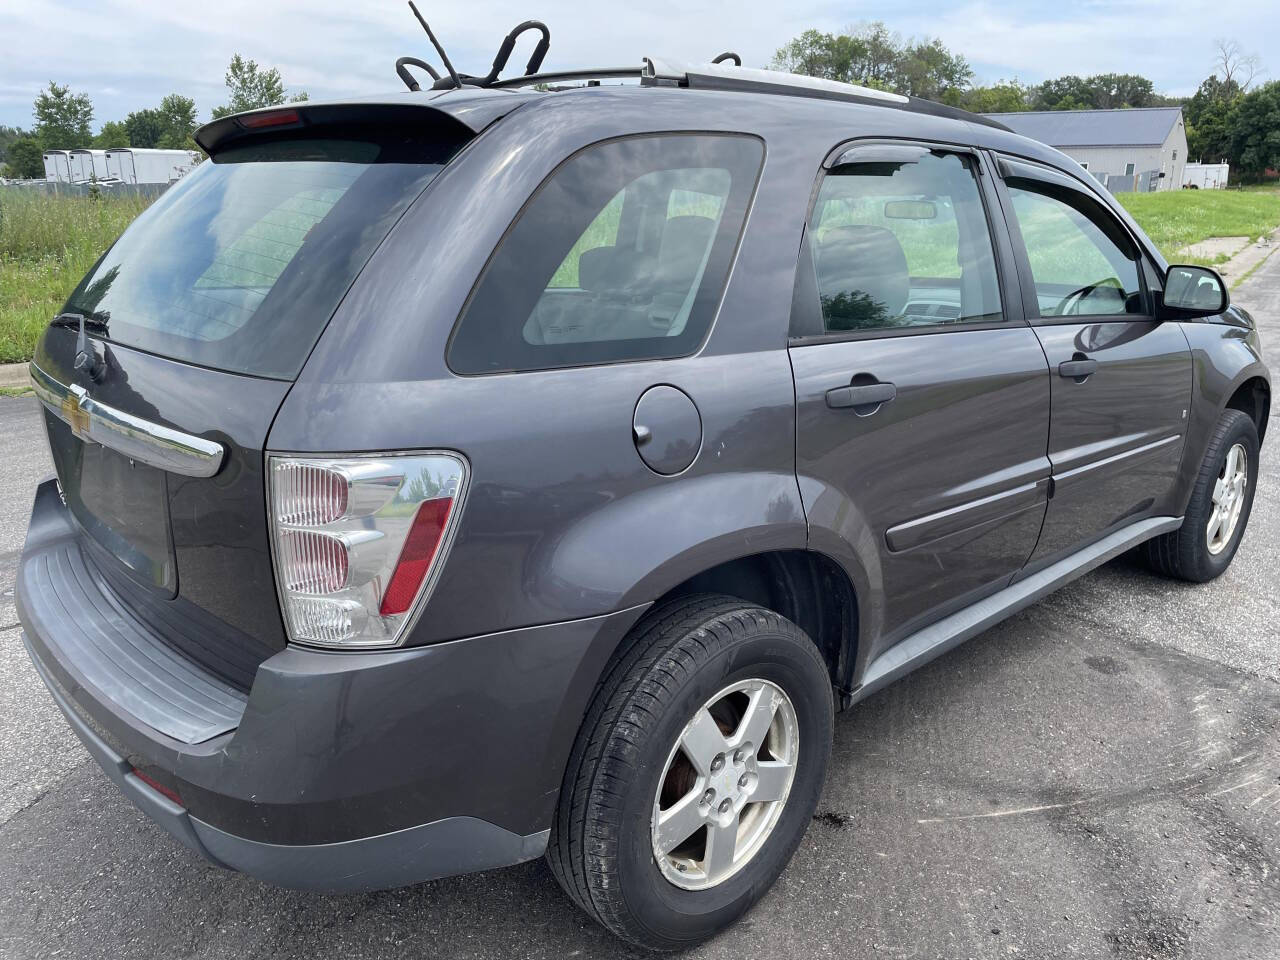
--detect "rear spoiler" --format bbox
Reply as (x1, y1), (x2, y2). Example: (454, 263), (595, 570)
(194, 90), (533, 157)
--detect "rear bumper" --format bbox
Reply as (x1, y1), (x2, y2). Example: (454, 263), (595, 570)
(17, 478), (648, 890)
(23, 631), (547, 890)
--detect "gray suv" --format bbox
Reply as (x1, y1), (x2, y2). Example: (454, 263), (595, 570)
(16, 56), (1269, 952)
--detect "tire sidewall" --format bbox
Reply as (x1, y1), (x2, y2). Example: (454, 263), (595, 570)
(1190, 412), (1260, 577)
(609, 628), (832, 947)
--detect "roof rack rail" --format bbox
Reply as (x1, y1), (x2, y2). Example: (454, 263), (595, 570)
(490, 66), (641, 89)
(644, 58), (1011, 130)
(497, 58), (1012, 131)
(641, 57), (911, 106)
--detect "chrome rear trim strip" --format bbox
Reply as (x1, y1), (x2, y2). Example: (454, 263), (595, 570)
(29, 363), (225, 478)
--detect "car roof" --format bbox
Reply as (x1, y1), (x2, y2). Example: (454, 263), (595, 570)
(199, 80), (1067, 172)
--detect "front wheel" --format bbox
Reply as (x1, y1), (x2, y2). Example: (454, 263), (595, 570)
(1145, 408), (1260, 582)
(546, 595), (834, 951)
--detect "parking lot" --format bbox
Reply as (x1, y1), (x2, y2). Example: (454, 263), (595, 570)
(1, 255), (1277, 960)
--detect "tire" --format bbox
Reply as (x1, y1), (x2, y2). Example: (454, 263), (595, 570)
(546, 594), (834, 951)
(1145, 408), (1259, 582)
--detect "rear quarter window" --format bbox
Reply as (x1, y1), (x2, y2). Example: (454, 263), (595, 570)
(447, 134), (764, 375)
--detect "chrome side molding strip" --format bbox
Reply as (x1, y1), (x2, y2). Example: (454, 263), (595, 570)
(29, 363), (225, 478)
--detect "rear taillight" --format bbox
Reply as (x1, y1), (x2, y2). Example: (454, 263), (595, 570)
(268, 453), (467, 649)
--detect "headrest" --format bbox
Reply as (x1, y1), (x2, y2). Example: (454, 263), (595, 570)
(658, 216), (716, 271)
(814, 224), (910, 325)
(579, 246), (630, 293)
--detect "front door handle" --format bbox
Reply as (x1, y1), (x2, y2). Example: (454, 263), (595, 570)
(826, 381), (897, 410)
(1058, 358), (1098, 379)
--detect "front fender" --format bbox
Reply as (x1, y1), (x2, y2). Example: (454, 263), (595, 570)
(1174, 317), (1271, 515)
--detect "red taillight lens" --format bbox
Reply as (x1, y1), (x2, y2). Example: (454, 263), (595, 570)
(380, 497), (454, 615)
(237, 108), (301, 129)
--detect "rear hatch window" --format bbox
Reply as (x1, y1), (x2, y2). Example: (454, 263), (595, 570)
(64, 132), (450, 379)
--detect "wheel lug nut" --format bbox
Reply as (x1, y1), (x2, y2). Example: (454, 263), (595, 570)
(710, 754), (725, 773)
(733, 748), (746, 764)
(718, 799), (732, 815)
(703, 788), (715, 803)
(739, 774), (750, 788)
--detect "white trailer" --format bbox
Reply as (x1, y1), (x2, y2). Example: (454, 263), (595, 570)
(69, 148), (110, 182)
(105, 148), (202, 185)
(42, 150), (72, 182)
(1183, 162), (1230, 189)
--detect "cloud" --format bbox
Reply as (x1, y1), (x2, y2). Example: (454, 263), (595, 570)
(1, 0), (1273, 129)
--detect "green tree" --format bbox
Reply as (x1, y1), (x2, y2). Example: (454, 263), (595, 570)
(770, 30), (860, 82)
(1032, 73), (1158, 111)
(950, 79), (1031, 113)
(1230, 80), (1280, 180)
(32, 81), (93, 149)
(895, 38), (972, 101)
(1090, 73), (1156, 108)
(211, 54), (308, 118)
(1184, 75), (1242, 162)
(770, 23), (970, 101)
(157, 93), (198, 147)
(92, 120), (130, 149)
(123, 94), (199, 148)
(0, 125), (28, 163)
(3, 136), (44, 178)
(124, 107), (166, 148)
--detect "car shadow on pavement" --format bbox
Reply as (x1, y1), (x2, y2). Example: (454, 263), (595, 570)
(2, 588), (1279, 960)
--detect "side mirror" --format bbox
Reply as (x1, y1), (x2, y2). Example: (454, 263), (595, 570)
(1161, 264), (1228, 319)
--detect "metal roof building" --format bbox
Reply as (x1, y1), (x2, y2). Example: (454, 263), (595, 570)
(983, 107), (1187, 192)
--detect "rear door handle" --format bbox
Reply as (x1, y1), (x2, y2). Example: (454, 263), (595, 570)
(1058, 358), (1098, 379)
(826, 382), (897, 410)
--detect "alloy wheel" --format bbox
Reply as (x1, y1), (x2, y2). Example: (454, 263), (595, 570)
(651, 678), (799, 890)
(1206, 442), (1248, 555)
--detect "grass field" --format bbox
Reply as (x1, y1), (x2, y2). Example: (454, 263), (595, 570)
(1, 185), (1279, 367)
(1116, 188), (1280, 260)
(0, 190), (153, 364)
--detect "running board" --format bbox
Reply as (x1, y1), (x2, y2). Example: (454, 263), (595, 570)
(850, 516), (1183, 704)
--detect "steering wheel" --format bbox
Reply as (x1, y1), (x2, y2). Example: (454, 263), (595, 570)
(1055, 276), (1127, 317)
(1056, 282), (1100, 316)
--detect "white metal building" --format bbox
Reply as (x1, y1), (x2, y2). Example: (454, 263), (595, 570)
(983, 107), (1188, 192)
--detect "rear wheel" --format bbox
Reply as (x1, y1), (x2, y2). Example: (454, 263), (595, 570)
(547, 595), (833, 951)
(1145, 408), (1259, 582)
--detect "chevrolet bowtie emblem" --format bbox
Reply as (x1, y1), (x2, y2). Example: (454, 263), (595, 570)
(60, 386), (91, 439)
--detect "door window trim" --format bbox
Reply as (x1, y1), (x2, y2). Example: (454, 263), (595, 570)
(990, 152), (1155, 326)
(788, 137), (1025, 345)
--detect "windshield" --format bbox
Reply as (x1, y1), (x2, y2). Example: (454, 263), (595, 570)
(63, 134), (447, 379)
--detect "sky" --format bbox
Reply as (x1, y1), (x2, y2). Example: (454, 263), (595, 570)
(1, 0), (1275, 130)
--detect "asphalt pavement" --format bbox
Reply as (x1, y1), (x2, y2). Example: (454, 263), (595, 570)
(1, 255), (1278, 959)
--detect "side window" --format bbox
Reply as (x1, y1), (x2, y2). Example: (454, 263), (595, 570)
(1006, 183), (1143, 317)
(802, 150), (1002, 334)
(448, 135), (763, 375)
